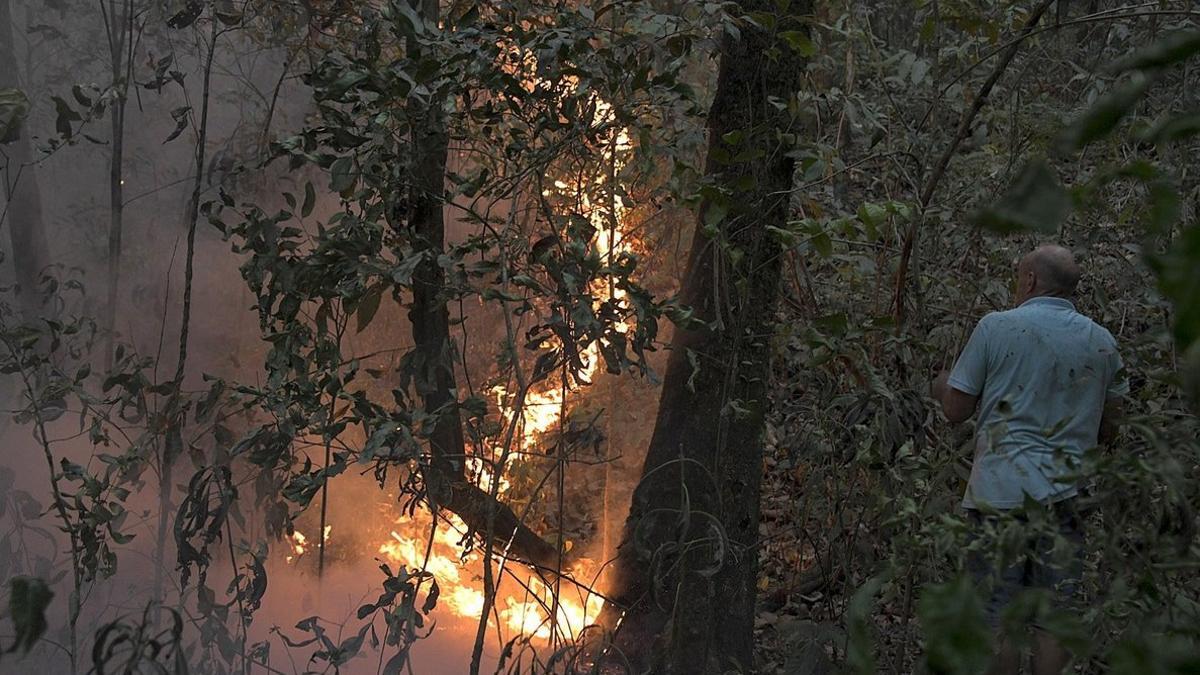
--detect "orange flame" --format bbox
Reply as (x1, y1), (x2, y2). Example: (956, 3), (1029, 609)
(377, 510), (603, 640)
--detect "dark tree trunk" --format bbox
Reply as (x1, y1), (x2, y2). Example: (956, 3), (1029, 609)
(601, 2), (806, 672)
(0, 0), (51, 320)
(103, 0), (129, 367)
(398, 0), (557, 571)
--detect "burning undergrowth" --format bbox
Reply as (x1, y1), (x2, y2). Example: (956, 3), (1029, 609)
(229, 68), (683, 668)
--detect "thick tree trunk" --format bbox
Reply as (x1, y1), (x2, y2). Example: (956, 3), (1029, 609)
(601, 3), (806, 672)
(398, 0), (557, 571)
(0, 0), (51, 320)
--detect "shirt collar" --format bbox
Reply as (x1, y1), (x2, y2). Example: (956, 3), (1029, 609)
(1019, 296), (1076, 311)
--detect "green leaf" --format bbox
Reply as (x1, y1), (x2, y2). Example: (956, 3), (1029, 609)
(1058, 75), (1152, 151)
(1110, 31), (1200, 73)
(975, 159), (1070, 235)
(1138, 112), (1200, 145)
(846, 575), (887, 674)
(5, 577), (53, 655)
(356, 285), (383, 333)
(391, 1), (427, 38)
(0, 88), (30, 144)
(857, 202), (887, 238)
(301, 181), (316, 218)
(329, 157), (356, 195)
(1147, 221), (1200, 350)
(811, 231), (832, 257)
(918, 576), (991, 675)
(779, 30), (816, 57)
(703, 200), (728, 229)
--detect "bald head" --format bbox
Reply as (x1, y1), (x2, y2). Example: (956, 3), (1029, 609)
(1016, 245), (1081, 303)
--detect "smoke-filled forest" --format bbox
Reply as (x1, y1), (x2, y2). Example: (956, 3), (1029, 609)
(1, 0), (1199, 673)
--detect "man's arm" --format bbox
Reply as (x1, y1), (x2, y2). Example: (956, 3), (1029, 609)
(933, 317), (989, 424)
(932, 370), (980, 423)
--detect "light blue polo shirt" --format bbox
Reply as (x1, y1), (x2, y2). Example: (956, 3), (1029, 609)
(949, 296), (1128, 510)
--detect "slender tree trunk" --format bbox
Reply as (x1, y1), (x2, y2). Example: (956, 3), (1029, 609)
(102, 0), (131, 367)
(396, 0), (557, 572)
(601, 3), (806, 672)
(156, 10), (219, 612)
(0, 0), (51, 320)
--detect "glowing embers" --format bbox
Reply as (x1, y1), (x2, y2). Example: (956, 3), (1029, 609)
(377, 509), (602, 641)
(286, 525), (331, 564)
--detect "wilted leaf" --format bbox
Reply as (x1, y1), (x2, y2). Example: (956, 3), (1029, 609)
(163, 106), (191, 144)
(422, 579), (439, 614)
(975, 159), (1070, 235)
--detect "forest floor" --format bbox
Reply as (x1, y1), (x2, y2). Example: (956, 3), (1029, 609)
(752, 450), (915, 674)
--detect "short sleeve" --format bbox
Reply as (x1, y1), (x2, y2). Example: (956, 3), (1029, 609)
(948, 317), (990, 396)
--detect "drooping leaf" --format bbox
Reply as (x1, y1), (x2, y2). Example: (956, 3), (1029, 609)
(389, 1), (427, 39)
(301, 181), (316, 218)
(51, 95), (81, 138)
(1147, 221), (1200, 351)
(71, 84), (92, 108)
(974, 159), (1070, 235)
(163, 106), (191, 144)
(5, 576), (53, 655)
(356, 285), (383, 333)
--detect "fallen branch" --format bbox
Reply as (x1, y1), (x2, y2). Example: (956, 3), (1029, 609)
(430, 476), (560, 571)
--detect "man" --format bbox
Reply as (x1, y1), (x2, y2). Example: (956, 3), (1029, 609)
(932, 244), (1127, 675)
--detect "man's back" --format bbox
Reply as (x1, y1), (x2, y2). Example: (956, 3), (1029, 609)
(949, 296), (1127, 509)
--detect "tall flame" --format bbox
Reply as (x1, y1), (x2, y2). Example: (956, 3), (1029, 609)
(282, 79), (634, 648)
(370, 88), (632, 643)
